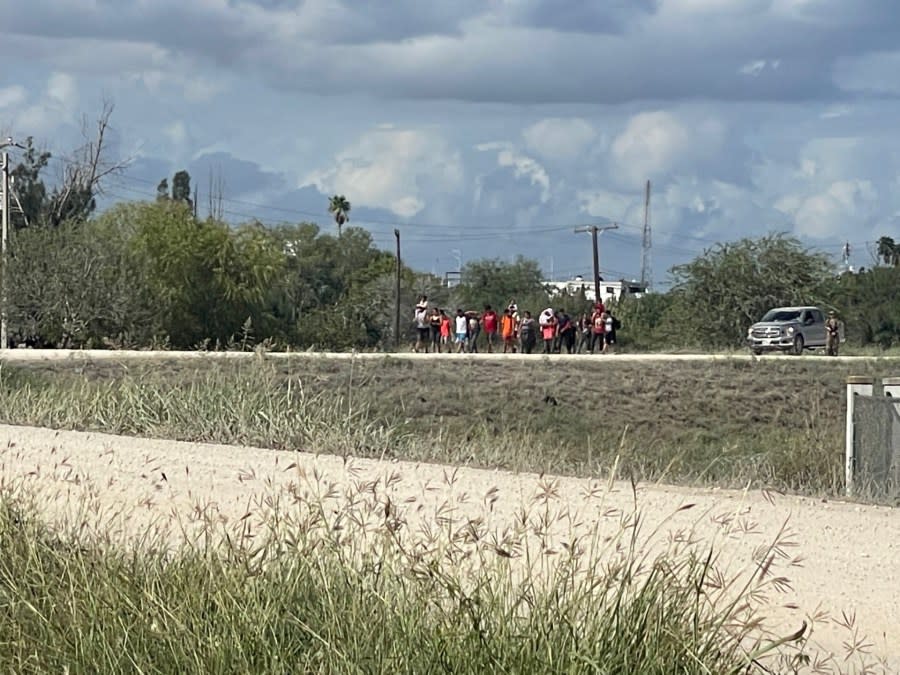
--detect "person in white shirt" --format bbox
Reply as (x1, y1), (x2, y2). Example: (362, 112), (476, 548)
(603, 312), (617, 353)
(454, 309), (469, 353)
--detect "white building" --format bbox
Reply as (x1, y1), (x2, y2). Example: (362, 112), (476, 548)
(542, 276), (646, 304)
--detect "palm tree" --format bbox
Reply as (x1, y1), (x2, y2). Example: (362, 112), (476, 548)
(328, 195), (351, 237)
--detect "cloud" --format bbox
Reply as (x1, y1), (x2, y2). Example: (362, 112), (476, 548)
(476, 142), (550, 203)
(305, 127), (463, 218)
(522, 118), (597, 162)
(739, 59), (780, 77)
(504, 0), (660, 34)
(610, 112), (691, 185)
(777, 179), (878, 239)
(0, 85), (27, 110)
(46, 72), (77, 106)
(7, 72), (80, 137)
(5, 0), (898, 104)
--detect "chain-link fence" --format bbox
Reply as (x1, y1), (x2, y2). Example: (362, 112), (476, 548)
(852, 393), (900, 500)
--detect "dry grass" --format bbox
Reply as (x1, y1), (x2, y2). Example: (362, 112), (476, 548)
(1, 454), (889, 674)
(4, 355), (895, 496)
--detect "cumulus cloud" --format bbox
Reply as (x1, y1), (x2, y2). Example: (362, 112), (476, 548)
(522, 118), (597, 162)
(476, 142), (550, 203)
(777, 180), (878, 239)
(305, 127), (463, 218)
(7, 72), (80, 137)
(610, 112), (691, 185)
(0, 85), (27, 110)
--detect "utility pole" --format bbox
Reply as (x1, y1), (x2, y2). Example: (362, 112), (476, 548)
(574, 223), (618, 304)
(1, 138), (26, 350)
(394, 229), (401, 350)
(640, 180), (652, 291)
(1, 149), (8, 350)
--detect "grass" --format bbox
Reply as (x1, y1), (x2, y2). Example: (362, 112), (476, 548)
(0, 354), (894, 672)
(2, 354), (897, 496)
(0, 476), (865, 674)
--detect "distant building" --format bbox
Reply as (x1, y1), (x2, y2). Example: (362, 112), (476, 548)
(542, 276), (647, 304)
(444, 271), (461, 288)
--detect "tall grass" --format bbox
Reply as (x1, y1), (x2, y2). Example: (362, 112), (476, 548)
(0, 480), (830, 674)
(0, 359), (846, 494)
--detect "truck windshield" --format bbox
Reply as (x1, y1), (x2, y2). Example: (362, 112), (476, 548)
(760, 310), (802, 322)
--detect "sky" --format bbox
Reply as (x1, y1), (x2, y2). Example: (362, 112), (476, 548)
(2, 0), (900, 287)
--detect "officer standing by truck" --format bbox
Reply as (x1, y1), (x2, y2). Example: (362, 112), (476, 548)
(825, 310), (842, 356)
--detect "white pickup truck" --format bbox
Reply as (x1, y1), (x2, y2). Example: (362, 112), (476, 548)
(746, 306), (827, 355)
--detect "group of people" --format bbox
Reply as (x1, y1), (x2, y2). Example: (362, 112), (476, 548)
(412, 296), (621, 355)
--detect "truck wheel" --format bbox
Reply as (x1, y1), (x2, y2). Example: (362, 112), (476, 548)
(791, 335), (804, 356)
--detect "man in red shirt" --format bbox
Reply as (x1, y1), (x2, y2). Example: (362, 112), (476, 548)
(481, 304), (499, 353)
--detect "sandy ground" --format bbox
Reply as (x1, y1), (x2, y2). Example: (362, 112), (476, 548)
(1, 424), (898, 670)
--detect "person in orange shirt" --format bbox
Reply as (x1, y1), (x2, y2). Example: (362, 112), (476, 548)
(500, 307), (517, 354)
(439, 310), (452, 350)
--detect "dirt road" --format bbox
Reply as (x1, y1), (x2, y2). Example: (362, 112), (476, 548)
(1, 348), (898, 363)
(1, 424), (897, 670)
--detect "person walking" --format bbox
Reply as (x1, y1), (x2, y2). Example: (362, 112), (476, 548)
(590, 305), (606, 354)
(439, 310), (452, 351)
(825, 310), (841, 356)
(429, 307), (442, 353)
(539, 308), (556, 354)
(556, 309), (575, 354)
(500, 308), (517, 354)
(413, 299), (430, 353)
(481, 305), (498, 353)
(519, 311), (537, 354)
(454, 309), (469, 353)
(577, 313), (591, 354)
(602, 312), (617, 353)
(467, 311), (481, 353)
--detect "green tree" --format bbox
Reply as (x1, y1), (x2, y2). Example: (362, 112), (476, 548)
(171, 170), (193, 208)
(125, 201), (283, 347)
(327, 195), (351, 238)
(8, 137), (51, 229)
(156, 179), (169, 201)
(668, 234), (834, 348)
(8, 214), (159, 347)
(455, 256), (549, 314)
(876, 236), (899, 266)
(610, 292), (674, 350)
(828, 265), (900, 348)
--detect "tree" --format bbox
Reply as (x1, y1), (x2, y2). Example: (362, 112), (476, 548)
(8, 213), (160, 347)
(668, 234), (834, 348)
(171, 170), (192, 206)
(8, 103), (126, 228)
(876, 236), (899, 267)
(328, 195), (351, 237)
(455, 256), (549, 313)
(45, 102), (127, 226)
(156, 179), (169, 201)
(8, 137), (51, 229)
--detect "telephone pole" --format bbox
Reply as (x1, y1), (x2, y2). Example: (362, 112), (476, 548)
(394, 229), (401, 350)
(1, 149), (8, 350)
(574, 223), (618, 303)
(640, 180), (652, 291)
(1, 138), (26, 350)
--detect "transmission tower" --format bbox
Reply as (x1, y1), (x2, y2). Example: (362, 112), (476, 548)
(640, 180), (652, 291)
